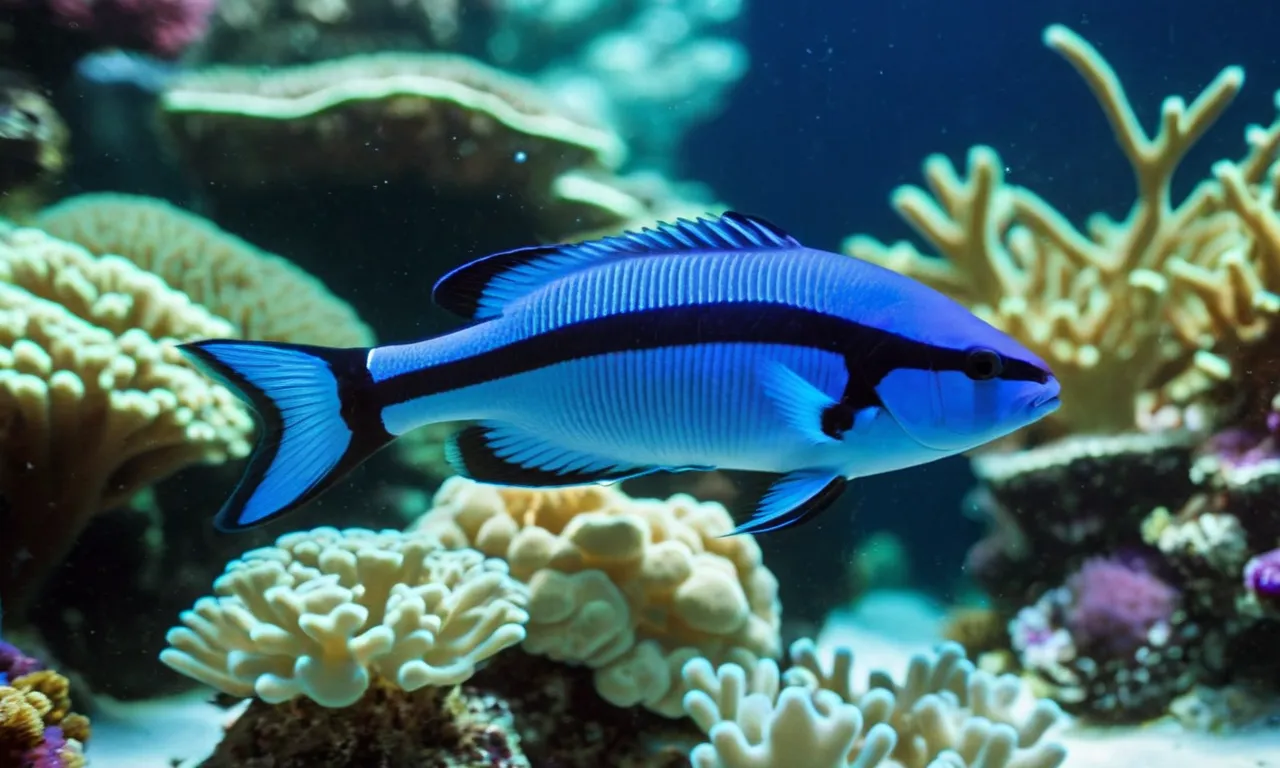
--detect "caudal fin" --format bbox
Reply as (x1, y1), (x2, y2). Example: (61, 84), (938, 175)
(179, 340), (391, 531)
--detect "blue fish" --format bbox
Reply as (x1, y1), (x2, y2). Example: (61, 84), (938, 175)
(182, 212), (1060, 535)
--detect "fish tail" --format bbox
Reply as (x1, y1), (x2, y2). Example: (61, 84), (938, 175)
(179, 339), (391, 531)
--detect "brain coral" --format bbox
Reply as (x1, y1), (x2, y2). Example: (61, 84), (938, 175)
(37, 193), (374, 347)
(411, 476), (782, 717)
(160, 526), (529, 707)
(0, 224), (253, 610)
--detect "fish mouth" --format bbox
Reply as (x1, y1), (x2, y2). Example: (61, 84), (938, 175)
(1031, 393), (1061, 415)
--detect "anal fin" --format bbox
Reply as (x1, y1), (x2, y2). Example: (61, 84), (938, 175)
(446, 421), (658, 487)
(727, 470), (848, 536)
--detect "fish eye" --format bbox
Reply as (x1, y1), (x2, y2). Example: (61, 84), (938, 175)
(964, 348), (1003, 381)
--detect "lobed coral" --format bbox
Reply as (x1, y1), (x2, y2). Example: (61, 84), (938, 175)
(0, 224), (253, 611)
(0, 640), (91, 768)
(158, 52), (624, 189)
(683, 639), (1065, 768)
(845, 24), (1280, 437)
(413, 476), (782, 717)
(36, 193), (374, 347)
(160, 526), (529, 707)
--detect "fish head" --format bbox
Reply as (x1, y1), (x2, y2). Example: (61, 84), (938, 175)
(866, 292), (1060, 453)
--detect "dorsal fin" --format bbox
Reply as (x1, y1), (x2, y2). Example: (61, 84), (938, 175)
(431, 211), (800, 321)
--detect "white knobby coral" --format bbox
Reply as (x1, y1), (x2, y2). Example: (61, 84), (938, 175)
(683, 640), (1067, 768)
(160, 526), (529, 707)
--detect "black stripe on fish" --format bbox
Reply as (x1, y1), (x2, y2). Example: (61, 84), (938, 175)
(372, 301), (1047, 412)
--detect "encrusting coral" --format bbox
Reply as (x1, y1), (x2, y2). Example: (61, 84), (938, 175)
(0, 640), (91, 768)
(159, 526), (529, 708)
(157, 51), (625, 194)
(36, 193), (374, 347)
(412, 476), (782, 717)
(845, 23), (1280, 437)
(682, 639), (1065, 768)
(1008, 556), (1200, 722)
(0, 224), (253, 611)
(0, 69), (68, 219)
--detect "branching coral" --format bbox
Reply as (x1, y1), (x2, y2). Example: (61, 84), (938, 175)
(160, 526), (529, 707)
(844, 24), (1280, 436)
(412, 476), (782, 717)
(682, 639), (1065, 768)
(36, 193), (374, 347)
(0, 224), (253, 611)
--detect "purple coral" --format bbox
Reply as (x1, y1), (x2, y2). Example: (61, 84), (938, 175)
(1243, 548), (1280, 608)
(0, 639), (44, 683)
(1064, 556), (1179, 658)
(24, 726), (78, 768)
(45, 0), (215, 58)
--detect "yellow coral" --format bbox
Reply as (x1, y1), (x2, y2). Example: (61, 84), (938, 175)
(683, 640), (1066, 768)
(0, 667), (90, 768)
(412, 476), (782, 717)
(844, 24), (1280, 435)
(160, 526), (529, 707)
(37, 193), (374, 347)
(0, 225), (253, 608)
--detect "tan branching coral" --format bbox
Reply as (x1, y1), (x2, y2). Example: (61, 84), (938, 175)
(158, 52), (625, 194)
(0, 225), (253, 610)
(159, 526), (529, 708)
(844, 24), (1280, 435)
(682, 640), (1066, 768)
(37, 193), (374, 347)
(412, 476), (782, 717)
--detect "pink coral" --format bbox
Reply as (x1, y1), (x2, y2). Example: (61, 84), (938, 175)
(47, 0), (214, 58)
(1064, 556), (1178, 658)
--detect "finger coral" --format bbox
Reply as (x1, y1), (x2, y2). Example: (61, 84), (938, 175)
(683, 639), (1065, 768)
(0, 224), (253, 610)
(412, 476), (782, 717)
(844, 23), (1280, 437)
(0, 640), (90, 768)
(159, 526), (530, 707)
(36, 192), (374, 347)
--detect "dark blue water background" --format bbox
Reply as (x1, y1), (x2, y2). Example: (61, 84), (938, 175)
(684, 0), (1280, 597)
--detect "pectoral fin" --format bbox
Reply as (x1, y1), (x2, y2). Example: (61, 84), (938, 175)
(759, 362), (871, 444)
(727, 470), (848, 536)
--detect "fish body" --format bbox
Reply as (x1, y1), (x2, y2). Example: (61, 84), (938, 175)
(183, 213), (1060, 535)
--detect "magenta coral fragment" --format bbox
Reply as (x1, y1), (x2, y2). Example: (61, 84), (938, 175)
(47, 0), (215, 57)
(1064, 556), (1178, 658)
(1244, 548), (1280, 601)
(0, 639), (44, 682)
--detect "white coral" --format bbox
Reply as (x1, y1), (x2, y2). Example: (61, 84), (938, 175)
(683, 640), (1067, 768)
(160, 526), (529, 707)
